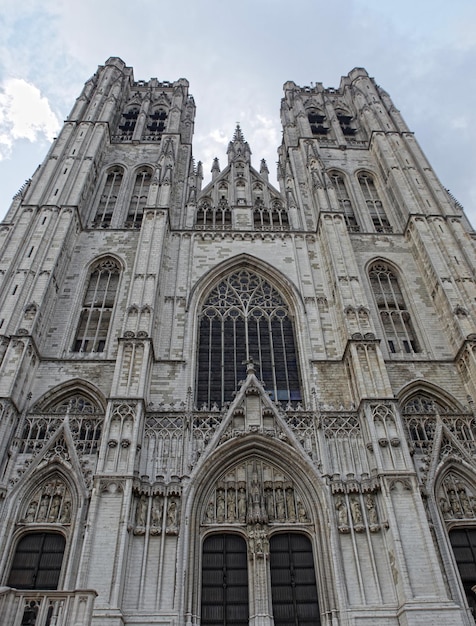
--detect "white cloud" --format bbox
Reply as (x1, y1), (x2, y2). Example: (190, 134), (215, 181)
(0, 78), (60, 160)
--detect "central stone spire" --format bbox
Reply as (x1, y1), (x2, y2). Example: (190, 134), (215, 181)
(227, 123), (251, 164)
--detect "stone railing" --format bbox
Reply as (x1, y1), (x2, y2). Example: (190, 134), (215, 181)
(0, 587), (97, 626)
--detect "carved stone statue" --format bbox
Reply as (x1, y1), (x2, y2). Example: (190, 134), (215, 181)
(247, 523), (269, 558)
(449, 490), (462, 518)
(205, 499), (215, 523)
(49, 495), (61, 522)
(365, 493), (379, 526)
(459, 488), (473, 517)
(350, 497), (363, 525)
(335, 496), (348, 527)
(440, 496), (451, 519)
(151, 496), (163, 531)
(238, 487), (247, 523)
(227, 488), (236, 522)
(250, 475), (262, 522)
(166, 498), (178, 532)
(276, 487), (285, 522)
(254, 526), (268, 556)
(38, 494), (50, 521)
(25, 500), (38, 523)
(286, 488), (296, 521)
(136, 495), (148, 527)
(297, 500), (308, 523)
(216, 489), (225, 523)
(60, 499), (72, 524)
(265, 487), (274, 521)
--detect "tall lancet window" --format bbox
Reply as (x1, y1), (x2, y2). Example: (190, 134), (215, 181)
(358, 172), (392, 233)
(328, 171), (359, 232)
(93, 166), (124, 228)
(125, 167), (152, 228)
(196, 270), (301, 407)
(73, 258), (120, 353)
(369, 262), (419, 354)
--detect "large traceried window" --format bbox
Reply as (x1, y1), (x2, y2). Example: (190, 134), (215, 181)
(8, 532), (65, 590)
(92, 166), (124, 228)
(369, 262), (419, 354)
(358, 173), (392, 233)
(328, 171), (359, 232)
(196, 270), (301, 408)
(125, 167), (152, 228)
(73, 258), (120, 353)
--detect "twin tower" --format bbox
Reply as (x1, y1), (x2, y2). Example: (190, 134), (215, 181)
(0, 57), (475, 626)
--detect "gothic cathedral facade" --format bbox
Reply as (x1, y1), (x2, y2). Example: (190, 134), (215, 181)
(0, 57), (476, 626)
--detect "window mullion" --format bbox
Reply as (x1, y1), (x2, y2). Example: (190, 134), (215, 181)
(221, 317), (225, 407)
(280, 318), (291, 402)
(93, 270), (111, 351)
(81, 272), (100, 351)
(268, 316), (278, 401)
(207, 317), (213, 408)
(103, 175), (114, 216)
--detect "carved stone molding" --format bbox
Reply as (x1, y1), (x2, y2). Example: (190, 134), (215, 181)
(98, 478), (125, 494)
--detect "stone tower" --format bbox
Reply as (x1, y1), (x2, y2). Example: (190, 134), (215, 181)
(0, 57), (475, 626)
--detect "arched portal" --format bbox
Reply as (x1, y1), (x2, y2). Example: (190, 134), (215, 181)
(183, 434), (333, 626)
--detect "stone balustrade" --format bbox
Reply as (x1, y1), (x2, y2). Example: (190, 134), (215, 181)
(0, 587), (97, 626)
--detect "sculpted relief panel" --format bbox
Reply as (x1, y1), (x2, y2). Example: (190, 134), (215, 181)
(202, 460), (310, 526)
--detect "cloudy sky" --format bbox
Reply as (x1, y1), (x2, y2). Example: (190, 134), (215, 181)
(1, 0), (475, 224)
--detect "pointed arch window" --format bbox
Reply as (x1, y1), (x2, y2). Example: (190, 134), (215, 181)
(196, 198), (231, 229)
(307, 108), (328, 136)
(403, 393), (450, 415)
(358, 173), (392, 233)
(336, 111), (357, 136)
(73, 258), (120, 353)
(328, 171), (359, 232)
(196, 270), (301, 407)
(92, 166), (124, 228)
(118, 106), (139, 139)
(144, 107), (168, 140)
(253, 199), (289, 231)
(8, 532), (65, 590)
(369, 262), (419, 354)
(125, 167), (152, 228)
(201, 534), (249, 626)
